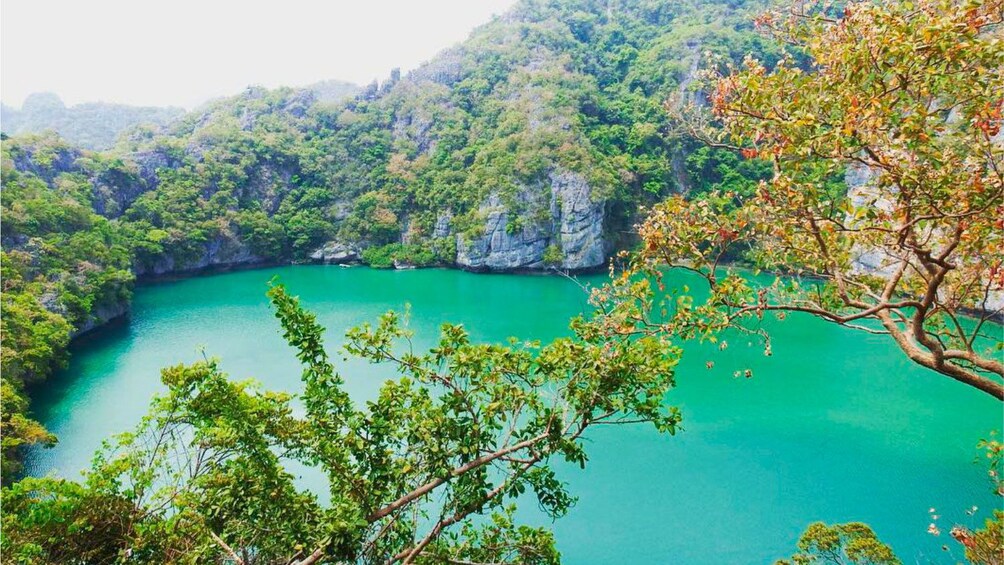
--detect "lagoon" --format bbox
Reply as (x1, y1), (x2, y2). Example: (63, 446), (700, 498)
(26, 265), (1002, 564)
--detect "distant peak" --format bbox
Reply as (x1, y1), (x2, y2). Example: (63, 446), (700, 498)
(21, 92), (65, 111)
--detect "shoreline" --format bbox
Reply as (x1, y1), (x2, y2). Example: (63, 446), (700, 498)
(73, 260), (612, 345)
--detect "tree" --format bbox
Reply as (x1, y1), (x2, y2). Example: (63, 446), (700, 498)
(1, 282), (680, 564)
(775, 522), (901, 565)
(773, 438), (1003, 564)
(955, 510), (1004, 565)
(603, 0), (1004, 398)
(586, 1), (1004, 561)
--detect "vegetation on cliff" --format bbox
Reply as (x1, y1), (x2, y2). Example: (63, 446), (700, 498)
(0, 0), (777, 476)
(0, 134), (135, 478)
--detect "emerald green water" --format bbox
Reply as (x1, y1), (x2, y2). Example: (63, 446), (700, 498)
(26, 266), (1002, 564)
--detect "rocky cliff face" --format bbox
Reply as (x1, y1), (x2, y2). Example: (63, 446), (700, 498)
(71, 300), (130, 338)
(133, 230), (264, 277)
(456, 170), (605, 271)
(456, 191), (552, 271)
(310, 241), (360, 264)
(91, 148), (180, 217)
(845, 163), (896, 277)
(36, 281), (131, 339)
(6, 137), (167, 218)
(553, 171), (606, 269)
(7, 142), (82, 185)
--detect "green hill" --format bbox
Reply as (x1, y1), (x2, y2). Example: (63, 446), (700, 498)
(1, 0), (776, 477)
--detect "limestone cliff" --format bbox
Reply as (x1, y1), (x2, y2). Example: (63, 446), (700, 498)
(456, 170), (605, 271)
(132, 230), (264, 277)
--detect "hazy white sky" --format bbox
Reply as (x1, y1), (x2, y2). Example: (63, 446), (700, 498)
(1, 0), (516, 109)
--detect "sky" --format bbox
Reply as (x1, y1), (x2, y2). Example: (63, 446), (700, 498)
(1, 0), (516, 109)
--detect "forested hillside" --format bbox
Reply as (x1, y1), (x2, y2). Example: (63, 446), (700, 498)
(0, 0), (776, 478)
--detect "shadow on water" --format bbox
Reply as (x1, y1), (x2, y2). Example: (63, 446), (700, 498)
(27, 315), (134, 427)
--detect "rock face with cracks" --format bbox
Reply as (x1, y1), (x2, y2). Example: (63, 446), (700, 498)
(310, 241), (360, 265)
(456, 170), (605, 272)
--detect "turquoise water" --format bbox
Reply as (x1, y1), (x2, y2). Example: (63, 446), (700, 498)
(26, 266), (1002, 564)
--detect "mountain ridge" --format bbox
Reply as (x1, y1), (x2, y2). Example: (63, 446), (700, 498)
(1, 93), (185, 150)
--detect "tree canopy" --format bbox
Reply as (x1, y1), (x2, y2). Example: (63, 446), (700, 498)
(599, 0), (1004, 398)
(1, 282), (680, 564)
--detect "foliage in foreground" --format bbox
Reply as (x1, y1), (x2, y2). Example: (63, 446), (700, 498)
(0, 282), (679, 564)
(775, 511), (1004, 565)
(585, 0), (1004, 560)
(600, 0), (1004, 398)
(775, 522), (901, 565)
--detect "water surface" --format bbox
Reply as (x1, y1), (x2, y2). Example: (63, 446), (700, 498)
(27, 266), (1002, 564)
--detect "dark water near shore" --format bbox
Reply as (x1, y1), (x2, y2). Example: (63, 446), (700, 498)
(27, 265), (1002, 564)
